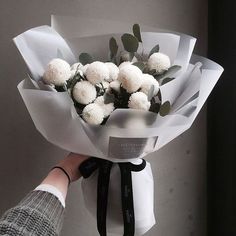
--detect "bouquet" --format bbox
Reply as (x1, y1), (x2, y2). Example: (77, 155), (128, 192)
(14, 16), (223, 236)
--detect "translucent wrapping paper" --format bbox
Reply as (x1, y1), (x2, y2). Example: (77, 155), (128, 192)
(14, 16), (223, 235)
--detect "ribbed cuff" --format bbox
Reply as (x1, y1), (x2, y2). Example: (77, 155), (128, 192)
(19, 190), (64, 233)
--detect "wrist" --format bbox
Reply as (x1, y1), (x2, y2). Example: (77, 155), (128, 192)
(51, 166), (71, 185)
(57, 153), (89, 182)
(41, 168), (69, 199)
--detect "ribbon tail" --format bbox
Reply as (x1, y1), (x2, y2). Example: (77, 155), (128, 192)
(119, 164), (135, 236)
(97, 160), (113, 236)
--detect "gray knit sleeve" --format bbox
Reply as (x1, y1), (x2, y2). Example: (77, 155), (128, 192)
(0, 190), (64, 236)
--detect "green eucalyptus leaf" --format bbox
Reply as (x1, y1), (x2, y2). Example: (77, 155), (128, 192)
(134, 53), (143, 61)
(143, 66), (150, 74)
(109, 37), (118, 58)
(129, 52), (135, 60)
(149, 103), (160, 113)
(148, 69), (157, 75)
(121, 33), (139, 52)
(165, 65), (181, 77)
(55, 85), (67, 92)
(148, 44), (160, 57)
(133, 24), (142, 42)
(132, 61), (145, 71)
(67, 76), (80, 90)
(109, 53), (117, 64)
(161, 77), (175, 86)
(147, 84), (155, 101)
(79, 53), (94, 65)
(159, 101), (171, 116)
(155, 65), (181, 80)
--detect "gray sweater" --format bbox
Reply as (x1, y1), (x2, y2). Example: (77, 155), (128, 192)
(0, 191), (64, 235)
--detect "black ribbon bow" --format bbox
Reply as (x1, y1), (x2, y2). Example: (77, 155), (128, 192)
(79, 157), (146, 236)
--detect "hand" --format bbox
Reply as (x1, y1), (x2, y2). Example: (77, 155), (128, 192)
(55, 152), (88, 182)
(40, 153), (89, 199)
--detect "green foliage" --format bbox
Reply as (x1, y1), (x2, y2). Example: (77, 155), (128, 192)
(104, 92), (115, 104)
(157, 65), (181, 80)
(132, 61), (146, 71)
(161, 77), (175, 86)
(148, 44), (160, 57)
(149, 102), (160, 113)
(159, 101), (171, 116)
(121, 33), (139, 52)
(54, 85), (67, 92)
(132, 24), (142, 42)
(109, 37), (118, 59)
(79, 52), (94, 65)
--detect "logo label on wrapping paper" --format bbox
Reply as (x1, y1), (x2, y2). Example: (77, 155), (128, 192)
(108, 136), (158, 159)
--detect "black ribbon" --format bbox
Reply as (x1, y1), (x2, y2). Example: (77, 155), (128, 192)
(79, 157), (146, 236)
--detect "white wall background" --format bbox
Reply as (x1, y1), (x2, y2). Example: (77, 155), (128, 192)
(0, 1), (207, 235)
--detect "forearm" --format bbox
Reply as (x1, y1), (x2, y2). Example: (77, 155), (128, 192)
(0, 191), (64, 236)
(39, 153), (88, 200)
(0, 153), (88, 235)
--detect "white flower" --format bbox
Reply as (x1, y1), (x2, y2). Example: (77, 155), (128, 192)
(85, 61), (109, 85)
(70, 69), (77, 77)
(147, 52), (171, 73)
(71, 62), (83, 71)
(94, 96), (114, 117)
(72, 81), (97, 105)
(43, 58), (71, 86)
(140, 74), (160, 96)
(119, 61), (131, 70)
(128, 92), (151, 111)
(109, 80), (121, 92)
(82, 103), (104, 125)
(105, 62), (119, 82)
(118, 64), (143, 93)
(80, 64), (90, 74)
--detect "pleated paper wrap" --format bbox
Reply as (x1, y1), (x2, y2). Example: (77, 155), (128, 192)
(14, 16), (223, 235)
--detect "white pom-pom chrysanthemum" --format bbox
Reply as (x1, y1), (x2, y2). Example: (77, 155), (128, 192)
(94, 96), (114, 118)
(85, 61), (109, 85)
(82, 103), (104, 125)
(109, 80), (121, 92)
(80, 64), (90, 74)
(118, 61), (131, 70)
(141, 74), (160, 96)
(147, 52), (171, 73)
(43, 58), (71, 86)
(70, 69), (77, 77)
(128, 92), (151, 111)
(71, 62), (83, 71)
(105, 62), (119, 82)
(118, 65), (143, 93)
(73, 81), (97, 105)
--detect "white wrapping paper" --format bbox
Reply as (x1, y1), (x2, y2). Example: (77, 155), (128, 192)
(82, 159), (155, 235)
(13, 16), (223, 235)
